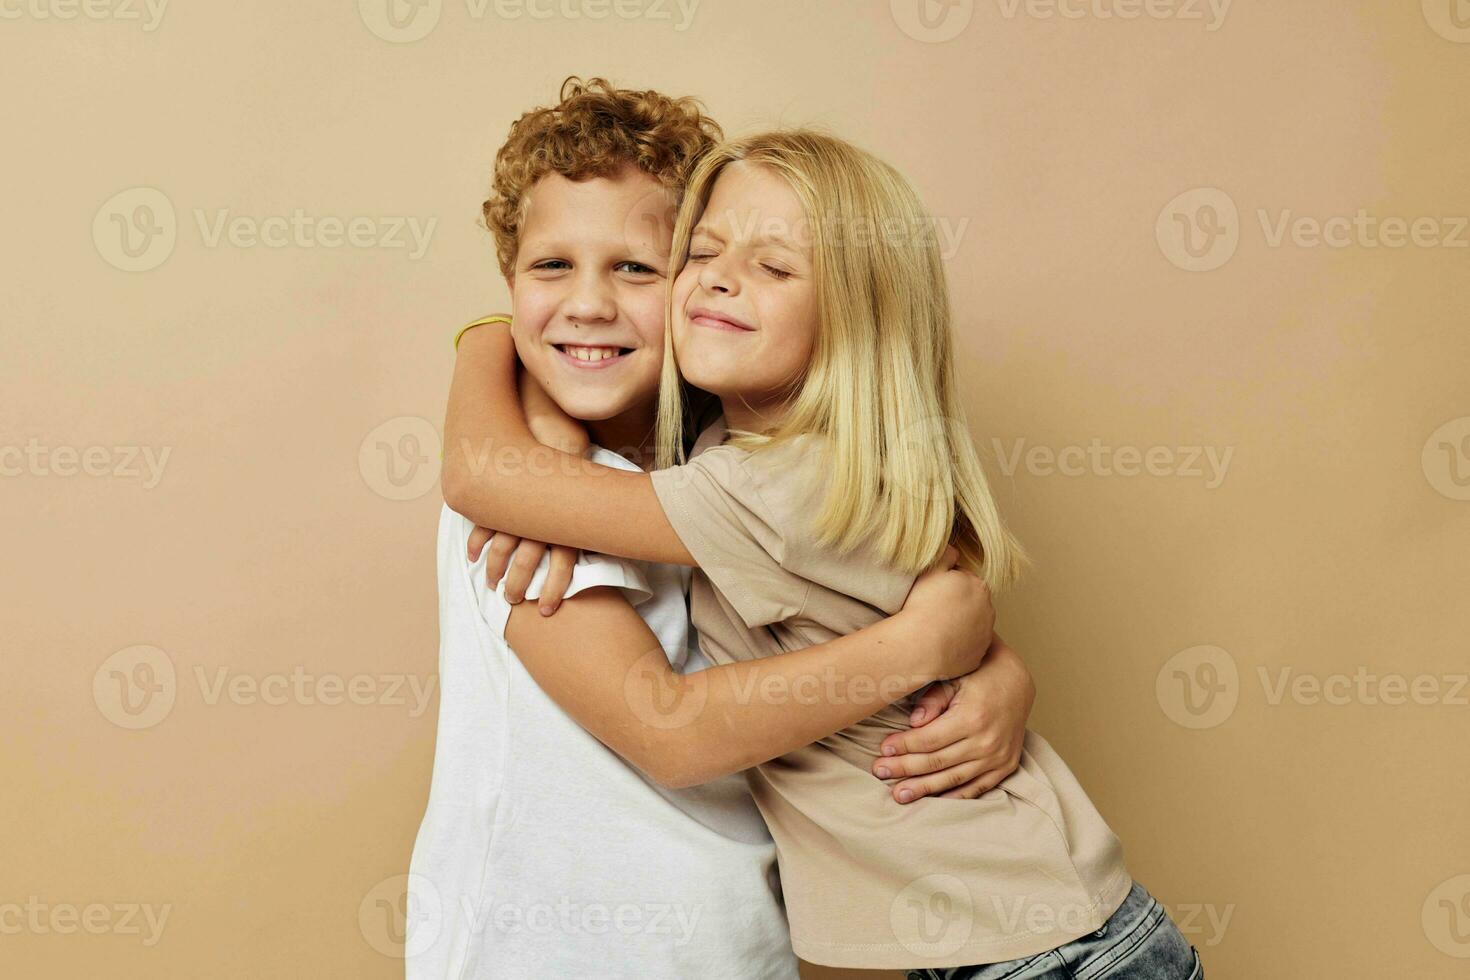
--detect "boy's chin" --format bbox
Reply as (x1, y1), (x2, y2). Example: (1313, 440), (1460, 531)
(555, 390), (649, 423)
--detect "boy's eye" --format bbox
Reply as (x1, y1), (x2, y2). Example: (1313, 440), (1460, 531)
(531, 259), (570, 271)
(616, 261), (659, 276)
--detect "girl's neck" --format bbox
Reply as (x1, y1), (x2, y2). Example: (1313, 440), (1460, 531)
(585, 403), (657, 471)
(720, 395), (786, 437)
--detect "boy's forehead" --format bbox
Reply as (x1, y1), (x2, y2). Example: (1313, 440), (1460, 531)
(520, 167), (678, 252)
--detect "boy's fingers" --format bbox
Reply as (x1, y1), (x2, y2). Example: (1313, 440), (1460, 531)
(890, 759), (987, 804)
(484, 533), (520, 588)
(880, 708), (966, 761)
(467, 525), (495, 561)
(503, 541), (547, 604)
(540, 546), (577, 615)
(873, 740), (962, 780)
(906, 680), (956, 727)
(936, 770), (1006, 800)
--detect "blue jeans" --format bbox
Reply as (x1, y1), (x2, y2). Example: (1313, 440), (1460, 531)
(905, 881), (1203, 980)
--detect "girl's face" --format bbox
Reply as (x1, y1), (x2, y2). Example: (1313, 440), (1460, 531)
(671, 162), (818, 425)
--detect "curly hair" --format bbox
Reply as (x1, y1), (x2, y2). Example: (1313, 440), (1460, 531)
(482, 77), (723, 278)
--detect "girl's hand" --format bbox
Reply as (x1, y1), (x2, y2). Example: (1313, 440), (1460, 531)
(467, 526), (579, 616)
(871, 639), (1035, 803)
(898, 546), (996, 682)
(518, 364), (590, 457)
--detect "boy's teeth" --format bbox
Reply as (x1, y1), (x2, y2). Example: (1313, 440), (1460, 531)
(564, 346), (622, 362)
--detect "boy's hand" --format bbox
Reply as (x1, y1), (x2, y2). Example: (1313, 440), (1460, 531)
(872, 639), (1035, 804)
(468, 526), (578, 616)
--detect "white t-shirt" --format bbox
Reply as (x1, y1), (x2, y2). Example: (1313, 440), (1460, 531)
(406, 446), (797, 980)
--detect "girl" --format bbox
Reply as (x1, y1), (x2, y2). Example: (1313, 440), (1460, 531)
(444, 131), (1202, 977)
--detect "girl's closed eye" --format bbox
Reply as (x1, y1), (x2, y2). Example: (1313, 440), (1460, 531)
(760, 262), (794, 280)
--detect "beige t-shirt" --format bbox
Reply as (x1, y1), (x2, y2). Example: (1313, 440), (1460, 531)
(649, 420), (1132, 970)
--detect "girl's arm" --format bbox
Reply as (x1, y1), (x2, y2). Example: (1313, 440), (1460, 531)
(502, 546), (995, 789)
(442, 320), (694, 565)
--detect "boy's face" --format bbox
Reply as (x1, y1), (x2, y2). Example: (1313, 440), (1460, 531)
(508, 166), (674, 422)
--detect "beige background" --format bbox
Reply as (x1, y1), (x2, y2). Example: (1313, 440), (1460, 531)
(3, 1), (1468, 977)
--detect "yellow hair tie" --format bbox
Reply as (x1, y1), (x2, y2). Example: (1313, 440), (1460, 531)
(453, 314), (512, 351)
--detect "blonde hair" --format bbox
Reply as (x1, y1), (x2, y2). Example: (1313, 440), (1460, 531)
(655, 130), (1027, 590)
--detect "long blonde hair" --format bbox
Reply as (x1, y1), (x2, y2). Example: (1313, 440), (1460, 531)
(655, 130), (1026, 591)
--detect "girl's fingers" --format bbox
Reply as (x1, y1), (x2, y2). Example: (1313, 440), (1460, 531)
(503, 540), (548, 604)
(890, 759), (988, 804)
(539, 546), (578, 615)
(484, 533), (521, 588)
(467, 525), (495, 561)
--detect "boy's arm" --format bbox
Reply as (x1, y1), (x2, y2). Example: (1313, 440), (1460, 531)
(503, 547), (993, 789)
(442, 321), (694, 565)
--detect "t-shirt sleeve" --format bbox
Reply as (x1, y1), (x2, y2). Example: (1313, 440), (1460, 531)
(461, 518), (655, 638)
(648, 447), (813, 629)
